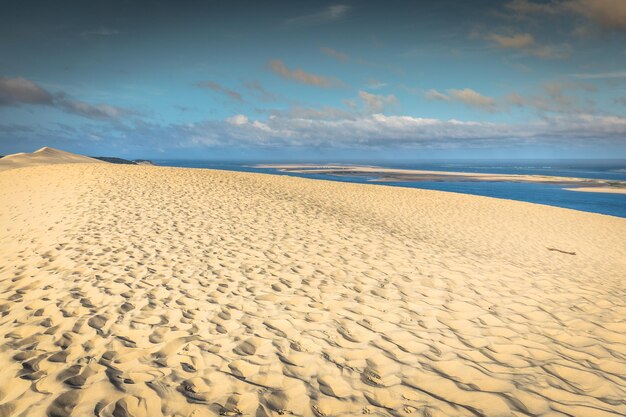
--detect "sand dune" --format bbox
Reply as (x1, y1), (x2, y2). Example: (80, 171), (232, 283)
(0, 152), (625, 417)
(565, 187), (626, 194)
(0, 147), (104, 172)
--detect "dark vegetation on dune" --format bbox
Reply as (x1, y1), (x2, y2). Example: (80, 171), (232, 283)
(91, 156), (155, 165)
(0, 154), (154, 166)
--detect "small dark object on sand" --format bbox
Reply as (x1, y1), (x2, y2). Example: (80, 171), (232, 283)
(547, 247), (576, 255)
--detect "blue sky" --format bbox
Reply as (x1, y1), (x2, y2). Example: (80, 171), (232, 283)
(1, 0), (625, 160)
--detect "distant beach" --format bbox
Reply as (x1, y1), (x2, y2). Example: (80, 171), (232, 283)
(255, 164), (626, 192)
(154, 159), (626, 218)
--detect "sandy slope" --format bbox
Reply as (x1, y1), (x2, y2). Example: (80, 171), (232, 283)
(0, 158), (625, 417)
(0, 147), (104, 172)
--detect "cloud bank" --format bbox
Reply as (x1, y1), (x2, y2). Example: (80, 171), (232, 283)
(205, 112), (626, 150)
(5, 109), (625, 155)
(0, 76), (136, 121)
(0, 77), (55, 106)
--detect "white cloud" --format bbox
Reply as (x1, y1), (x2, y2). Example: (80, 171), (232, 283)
(216, 114), (626, 148)
(448, 89), (497, 111)
(425, 88), (497, 111)
(209, 112), (626, 148)
(6, 111), (626, 153)
(487, 33), (536, 49)
(424, 89), (450, 101)
(217, 114), (516, 147)
(364, 79), (388, 90)
(506, 80), (596, 113)
(482, 32), (570, 59)
(426, 81), (597, 115)
(273, 106), (355, 120)
(267, 59), (340, 87)
(284, 5), (351, 27)
(358, 91), (397, 113)
(226, 114), (249, 125)
(505, 0), (626, 32)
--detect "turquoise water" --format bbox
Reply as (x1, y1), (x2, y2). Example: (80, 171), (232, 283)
(153, 160), (626, 219)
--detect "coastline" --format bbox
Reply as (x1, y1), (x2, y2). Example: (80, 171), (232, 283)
(255, 164), (626, 194)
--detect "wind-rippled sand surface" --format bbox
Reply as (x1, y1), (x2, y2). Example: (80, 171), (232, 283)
(1, 163), (625, 417)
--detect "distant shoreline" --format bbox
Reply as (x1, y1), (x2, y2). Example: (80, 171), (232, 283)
(255, 164), (626, 195)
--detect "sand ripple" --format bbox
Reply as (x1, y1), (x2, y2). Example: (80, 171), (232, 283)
(1, 164), (625, 417)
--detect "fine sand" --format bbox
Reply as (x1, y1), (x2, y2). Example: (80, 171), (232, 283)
(0, 147), (104, 172)
(1, 150), (625, 417)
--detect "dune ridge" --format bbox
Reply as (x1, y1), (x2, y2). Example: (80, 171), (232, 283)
(0, 158), (625, 417)
(0, 147), (104, 172)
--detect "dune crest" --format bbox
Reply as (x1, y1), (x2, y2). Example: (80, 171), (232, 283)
(0, 163), (625, 417)
(0, 147), (104, 172)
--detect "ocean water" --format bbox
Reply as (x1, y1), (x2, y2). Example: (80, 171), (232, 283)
(153, 159), (626, 219)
